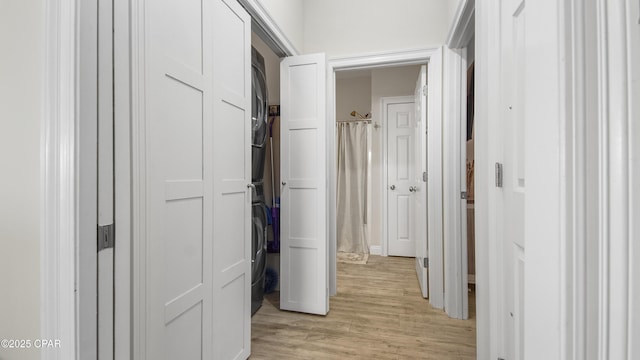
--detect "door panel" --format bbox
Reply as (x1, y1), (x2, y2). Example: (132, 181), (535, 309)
(387, 101), (416, 257)
(414, 65), (428, 298)
(143, 0), (212, 355)
(427, 47), (444, 309)
(500, 1), (526, 359)
(280, 53), (328, 315)
(135, 0), (250, 359)
(212, 1), (251, 359)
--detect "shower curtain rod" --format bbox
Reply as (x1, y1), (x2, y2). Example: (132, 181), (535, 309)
(337, 119), (372, 123)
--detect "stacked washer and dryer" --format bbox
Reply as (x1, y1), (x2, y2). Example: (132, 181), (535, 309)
(250, 47), (269, 315)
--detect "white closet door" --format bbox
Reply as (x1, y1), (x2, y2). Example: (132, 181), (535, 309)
(280, 53), (329, 315)
(133, 0), (250, 359)
(212, 0), (251, 359)
(414, 65), (428, 298)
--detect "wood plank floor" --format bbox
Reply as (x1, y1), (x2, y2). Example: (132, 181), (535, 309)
(250, 255), (476, 359)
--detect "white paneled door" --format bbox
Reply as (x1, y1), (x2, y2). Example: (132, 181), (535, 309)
(134, 0), (250, 359)
(387, 99), (417, 257)
(413, 65), (428, 298)
(280, 53), (329, 315)
(426, 47), (444, 309)
(212, 0), (251, 359)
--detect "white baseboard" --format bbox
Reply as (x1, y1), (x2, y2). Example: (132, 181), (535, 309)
(369, 245), (382, 255)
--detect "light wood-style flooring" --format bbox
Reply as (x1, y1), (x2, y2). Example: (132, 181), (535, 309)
(250, 255), (476, 359)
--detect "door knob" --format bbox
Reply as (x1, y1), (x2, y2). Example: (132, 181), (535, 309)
(247, 183), (256, 190)
(282, 181), (287, 186)
(409, 186), (415, 192)
(390, 185), (396, 190)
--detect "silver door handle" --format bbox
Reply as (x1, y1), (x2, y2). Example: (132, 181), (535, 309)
(409, 186), (415, 192)
(282, 181), (287, 186)
(390, 185), (396, 190)
(247, 184), (256, 190)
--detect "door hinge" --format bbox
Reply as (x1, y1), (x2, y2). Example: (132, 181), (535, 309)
(422, 171), (427, 182)
(495, 162), (503, 188)
(422, 84), (427, 96)
(98, 223), (115, 251)
(461, 191), (467, 199)
(423, 258), (429, 268)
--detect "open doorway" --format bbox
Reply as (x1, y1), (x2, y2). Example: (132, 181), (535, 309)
(334, 66), (423, 265)
(248, 29), (442, 305)
(249, 32), (282, 313)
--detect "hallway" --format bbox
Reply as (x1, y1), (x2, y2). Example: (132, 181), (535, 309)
(250, 256), (476, 359)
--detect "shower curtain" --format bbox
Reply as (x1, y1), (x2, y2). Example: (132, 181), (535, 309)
(336, 121), (369, 254)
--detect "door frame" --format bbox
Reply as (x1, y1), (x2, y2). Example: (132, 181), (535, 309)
(444, 0), (475, 321)
(326, 48), (439, 297)
(381, 95), (416, 257)
(42, 0), (99, 359)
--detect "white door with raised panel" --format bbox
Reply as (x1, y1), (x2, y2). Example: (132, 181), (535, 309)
(413, 65), (428, 298)
(133, 0), (250, 359)
(212, 1), (252, 358)
(387, 99), (417, 257)
(280, 53), (329, 315)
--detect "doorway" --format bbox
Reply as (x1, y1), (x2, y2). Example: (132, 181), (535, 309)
(327, 49), (444, 309)
(334, 66), (424, 265)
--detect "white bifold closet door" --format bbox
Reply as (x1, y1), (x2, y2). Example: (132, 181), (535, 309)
(212, 0), (252, 358)
(280, 53), (329, 315)
(134, 0), (251, 359)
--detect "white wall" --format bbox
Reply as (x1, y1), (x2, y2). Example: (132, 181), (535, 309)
(336, 75), (372, 120)
(370, 65), (421, 248)
(256, 0), (305, 53)
(303, 0), (460, 57)
(0, 1), (44, 360)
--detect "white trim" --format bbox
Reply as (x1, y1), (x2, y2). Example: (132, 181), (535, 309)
(328, 69), (338, 296)
(369, 245), (382, 256)
(563, 0), (600, 358)
(474, 1), (501, 358)
(131, 0), (147, 357)
(425, 47), (445, 310)
(596, 1), (634, 358)
(114, 0), (132, 356)
(77, 0), (99, 357)
(596, 0), (611, 357)
(447, 0), (476, 49)
(42, 0), (79, 359)
(330, 47), (437, 71)
(445, 0), (475, 322)
(236, 0), (299, 56)
(442, 46), (469, 320)
(381, 95), (415, 257)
